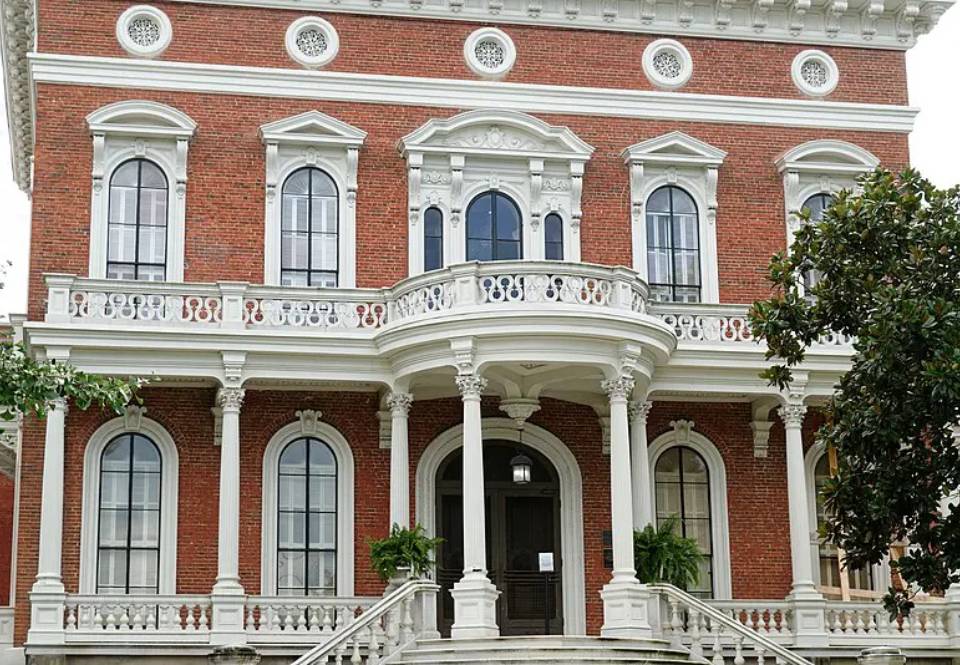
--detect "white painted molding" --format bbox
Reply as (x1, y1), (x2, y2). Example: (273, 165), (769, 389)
(622, 131), (727, 304)
(791, 49), (840, 98)
(79, 415), (179, 594)
(116, 5), (173, 59)
(260, 110), (366, 287)
(284, 16), (340, 69)
(414, 418), (587, 635)
(642, 39), (693, 91)
(260, 418), (355, 596)
(463, 27), (516, 80)
(648, 425), (733, 599)
(85, 100), (197, 282)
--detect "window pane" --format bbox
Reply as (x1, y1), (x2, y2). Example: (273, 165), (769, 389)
(108, 223), (138, 263)
(310, 476), (336, 512)
(672, 188), (697, 215)
(495, 199), (521, 241)
(281, 231), (309, 270)
(139, 189), (168, 228)
(283, 170), (310, 196)
(310, 512), (337, 549)
(278, 551), (306, 590)
(310, 272), (338, 288)
(128, 550), (159, 589)
(647, 187), (671, 213)
(308, 551), (336, 591)
(280, 440), (307, 473)
(424, 208), (443, 238)
(131, 473), (160, 510)
(311, 233), (338, 272)
(138, 265), (166, 282)
(425, 238), (443, 272)
(112, 161), (140, 187)
(646, 212), (671, 249)
(109, 187), (138, 225)
(99, 510), (129, 547)
(139, 161), (167, 190)
(647, 248), (671, 286)
(98, 549), (127, 589)
(545, 241), (563, 261)
(281, 271), (309, 287)
(137, 225), (167, 265)
(280, 476), (306, 511)
(282, 195), (310, 232)
(279, 512), (306, 549)
(673, 213), (699, 250)
(101, 472), (129, 509)
(311, 171), (337, 197)
(467, 239), (493, 262)
(495, 240), (521, 261)
(309, 440), (336, 475)
(107, 264), (137, 281)
(467, 194), (492, 240)
(312, 198), (338, 235)
(682, 450), (708, 480)
(129, 509), (160, 547)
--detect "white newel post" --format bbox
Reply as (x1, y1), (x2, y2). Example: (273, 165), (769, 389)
(601, 376), (652, 639)
(388, 392), (414, 529)
(780, 400), (827, 646)
(28, 398), (68, 645)
(450, 374), (500, 639)
(629, 400), (654, 529)
(211, 387), (248, 646)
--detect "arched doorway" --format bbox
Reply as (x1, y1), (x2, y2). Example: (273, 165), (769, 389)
(436, 441), (562, 636)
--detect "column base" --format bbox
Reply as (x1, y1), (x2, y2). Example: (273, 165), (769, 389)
(945, 584), (960, 648)
(210, 591), (248, 647)
(600, 578), (653, 639)
(787, 587), (828, 648)
(450, 573), (500, 639)
(27, 589), (66, 646)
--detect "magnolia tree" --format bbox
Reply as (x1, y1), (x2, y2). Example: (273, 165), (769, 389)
(749, 169), (960, 615)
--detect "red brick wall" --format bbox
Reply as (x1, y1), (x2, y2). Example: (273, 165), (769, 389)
(37, 0), (907, 105)
(25, 84), (910, 319)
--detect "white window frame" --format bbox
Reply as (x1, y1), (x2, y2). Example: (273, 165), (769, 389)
(398, 109), (593, 276)
(79, 406), (179, 594)
(260, 111), (366, 288)
(261, 413), (355, 596)
(622, 131), (726, 303)
(86, 100), (197, 282)
(647, 421), (732, 599)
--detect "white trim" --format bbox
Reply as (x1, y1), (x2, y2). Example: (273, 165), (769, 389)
(414, 418), (587, 636)
(642, 39), (693, 91)
(260, 111), (366, 288)
(791, 49), (840, 98)
(463, 28), (517, 80)
(284, 16), (340, 69)
(116, 5), (173, 59)
(647, 427), (733, 599)
(85, 100), (197, 282)
(260, 418), (355, 596)
(622, 131), (726, 304)
(79, 414), (179, 594)
(29, 53), (920, 134)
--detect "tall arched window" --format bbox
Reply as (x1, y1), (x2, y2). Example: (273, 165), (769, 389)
(544, 213), (564, 261)
(278, 437), (338, 596)
(107, 159), (168, 281)
(97, 433), (162, 594)
(281, 167), (339, 287)
(466, 191), (522, 261)
(814, 452), (873, 592)
(655, 446), (713, 597)
(645, 186), (700, 303)
(800, 193), (833, 294)
(424, 207), (444, 272)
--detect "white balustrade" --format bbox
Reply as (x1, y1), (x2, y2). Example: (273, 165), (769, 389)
(710, 601), (791, 636)
(824, 601), (949, 639)
(70, 290), (223, 324)
(244, 597), (377, 642)
(63, 595), (212, 643)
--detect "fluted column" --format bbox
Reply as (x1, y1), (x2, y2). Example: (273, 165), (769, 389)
(449, 373), (500, 639)
(600, 377), (652, 639)
(388, 392), (413, 529)
(629, 400), (654, 529)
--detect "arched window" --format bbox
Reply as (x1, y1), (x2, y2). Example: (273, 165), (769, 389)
(544, 213), (564, 261)
(655, 446), (713, 597)
(466, 191), (522, 261)
(800, 193), (833, 294)
(97, 433), (162, 594)
(424, 207), (444, 272)
(107, 159), (168, 281)
(277, 436), (338, 596)
(645, 186), (700, 303)
(813, 452), (873, 592)
(281, 167), (339, 287)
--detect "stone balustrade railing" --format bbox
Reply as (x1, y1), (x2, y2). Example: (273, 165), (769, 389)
(709, 600), (793, 637)
(244, 596), (377, 643)
(63, 594), (213, 643)
(824, 601), (949, 640)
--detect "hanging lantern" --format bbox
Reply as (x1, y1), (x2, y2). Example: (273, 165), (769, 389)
(510, 452), (533, 485)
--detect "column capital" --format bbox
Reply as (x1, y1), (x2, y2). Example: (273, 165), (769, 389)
(387, 391), (414, 416)
(778, 402), (807, 428)
(216, 387), (245, 412)
(456, 375), (487, 400)
(602, 376), (635, 402)
(48, 397), (68, 416)
(628, 400), (653, 423)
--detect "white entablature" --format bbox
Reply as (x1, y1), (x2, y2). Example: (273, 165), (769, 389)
(398, 109), (594, 274)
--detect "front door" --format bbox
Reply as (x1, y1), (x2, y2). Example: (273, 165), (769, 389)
(435, 441), (563, 636)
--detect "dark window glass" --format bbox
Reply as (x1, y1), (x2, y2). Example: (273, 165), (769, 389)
(645, 186), (701, 303)
(655, 446), (713, 598)
(277, 437), (338, 596)
(544, 213), (564, 261)
(281, 168), (339, 287)
(97, 433), (162, 595)
(466, 192), (522, 261)
(800, 193), (834, 294)
(107, 159), (168, 281)
(424, 207), (444, 272)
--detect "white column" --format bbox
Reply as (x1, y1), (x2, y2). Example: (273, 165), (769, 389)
(449, 374), (500, 639)
(28, 398), (68, 645)
(629, 400), (654, 529)
(600, 377), (652, 639)
(388, 392), (413, 529)
(211, 387), (247, 646)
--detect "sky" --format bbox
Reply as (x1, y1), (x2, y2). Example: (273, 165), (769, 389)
(0, 10), (958, 319)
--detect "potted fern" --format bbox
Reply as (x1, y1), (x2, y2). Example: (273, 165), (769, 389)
(633, 516), (704, 589)
(369, 524), (443, 592)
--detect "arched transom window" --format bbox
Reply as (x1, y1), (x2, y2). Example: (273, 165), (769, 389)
(466, 191), (522, 262)
(97, 433), (162, 594)
(655, 446), (713, 597)
(278, 436), (338, 596)
(281, 167), (339, 287)
(107, 159), (168, 281)
(646, 185), (701, 303)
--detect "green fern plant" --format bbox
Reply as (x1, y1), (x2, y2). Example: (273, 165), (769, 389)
(633, 517), (704, 589)
(369, 524), (443, 583)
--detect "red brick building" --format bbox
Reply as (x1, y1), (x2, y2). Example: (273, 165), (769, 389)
(0, 0), (954, 662)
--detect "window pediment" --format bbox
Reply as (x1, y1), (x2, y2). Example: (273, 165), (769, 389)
(775, 139), (879, 176)
(86, 100), (197, 140)
(260, 110), (366, 147)
(621, 130), (727, 167)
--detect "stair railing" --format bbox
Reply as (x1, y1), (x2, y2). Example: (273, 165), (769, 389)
(648, 583), (814, 665)
(290, 579), (440, 665)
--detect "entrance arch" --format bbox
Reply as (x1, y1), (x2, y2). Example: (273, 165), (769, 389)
(416, 419), (586, 635)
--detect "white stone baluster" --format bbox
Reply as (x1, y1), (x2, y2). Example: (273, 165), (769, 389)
(733, 635), (745, 665)
(755, 644), (766, 665)
(689, 608), (704, 660)
(368, 623), (381, 665)
(711, 620), (724, 665)
(351, 636), (362, 664)
(669, 598), (684, 649)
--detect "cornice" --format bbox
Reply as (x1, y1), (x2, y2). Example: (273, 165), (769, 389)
(1, 0), (37, 193)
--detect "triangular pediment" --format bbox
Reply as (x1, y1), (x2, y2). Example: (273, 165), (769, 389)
(776, 139), (879, 173)
(260, 111), (366, 146)
(621, 131), (726, 166)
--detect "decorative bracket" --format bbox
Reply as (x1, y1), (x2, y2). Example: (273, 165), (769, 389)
(297, 409), (323, 435)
